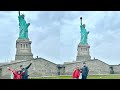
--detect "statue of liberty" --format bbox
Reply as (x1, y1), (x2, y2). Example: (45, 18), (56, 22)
(18, 11), (30, 39)
(80, 17), (89, 45)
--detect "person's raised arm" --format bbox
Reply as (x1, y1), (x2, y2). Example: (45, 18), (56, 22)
(7, 67), (16, 75)
(25, 63), (32, 70)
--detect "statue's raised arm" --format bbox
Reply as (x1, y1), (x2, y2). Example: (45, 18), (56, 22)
(19, 11), (20, 16)
(80, 17), (82, 26)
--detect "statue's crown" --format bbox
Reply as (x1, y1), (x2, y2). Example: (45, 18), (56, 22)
(83, 24), (85, 26)
(21, 14), (25, 18)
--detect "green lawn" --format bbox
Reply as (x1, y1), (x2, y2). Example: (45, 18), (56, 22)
(29, 74), (120, 79)
(88, 75), (120, 79)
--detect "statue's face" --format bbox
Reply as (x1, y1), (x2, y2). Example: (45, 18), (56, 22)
(21, 14), (25, 19)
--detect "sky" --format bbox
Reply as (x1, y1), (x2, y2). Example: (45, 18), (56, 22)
(0, 11), (120, 65)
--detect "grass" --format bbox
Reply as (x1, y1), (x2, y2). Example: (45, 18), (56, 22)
(29, 76), (71, 79)
(29, 74), (120, 79)
(88, 75), (120, 79)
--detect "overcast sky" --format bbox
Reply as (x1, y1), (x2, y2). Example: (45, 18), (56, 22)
(0, 11), (120, 65)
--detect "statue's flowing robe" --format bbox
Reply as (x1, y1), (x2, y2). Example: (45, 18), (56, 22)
(18, 15), (29, 39)
(80, 25), (88, 44)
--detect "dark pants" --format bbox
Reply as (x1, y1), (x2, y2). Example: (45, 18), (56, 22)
(22, 75), (29, 79)
(25, 76), (28, 79)
(82, 74), (87, 79)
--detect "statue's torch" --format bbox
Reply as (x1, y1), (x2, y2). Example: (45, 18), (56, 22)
(80, 17), (82, 26)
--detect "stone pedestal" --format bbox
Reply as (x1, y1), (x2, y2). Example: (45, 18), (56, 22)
(15, 39), (33, 61)
(76, 43), (91, 62)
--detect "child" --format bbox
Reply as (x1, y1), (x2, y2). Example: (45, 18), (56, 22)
(79, 69), (82, 79)
(72, 66), (80, 79)
(7, 67), (25, 79)
(10, 72), (14, 79)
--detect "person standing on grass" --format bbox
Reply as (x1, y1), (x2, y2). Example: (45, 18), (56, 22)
(7, 67), (25, 79)
(81, 62), (89, 79)
(79, 69), (82, 79)
(72, 66), (80, 79)
(19, 62), (32, 79)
